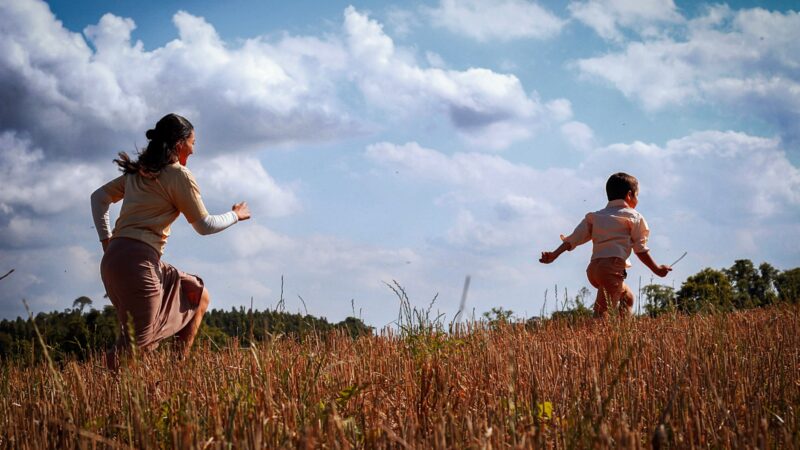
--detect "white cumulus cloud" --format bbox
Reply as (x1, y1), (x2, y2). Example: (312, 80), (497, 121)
(0, 0), (357, 160)
(0, 0), (566, 159)
(568, 0), (683, 42)
(344, 7), (568, 150)
(428, 0), (565, 42)
(193, 155), (301, 219)
(0, 132), (106, 216)
(575, 6), (800, 145)
(560, 121), (596, 151)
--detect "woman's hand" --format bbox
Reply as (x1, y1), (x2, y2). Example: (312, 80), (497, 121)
(101, 239), (110, 253)
(232, 202), (251, 221)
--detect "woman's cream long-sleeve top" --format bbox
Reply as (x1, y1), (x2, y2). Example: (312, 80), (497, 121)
(91, 162), (237, 254)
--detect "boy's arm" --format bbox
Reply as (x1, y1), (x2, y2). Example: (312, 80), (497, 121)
(540, 215), (592, 264)
(635, 251), (672, 277)
(540, 241), (571, 264)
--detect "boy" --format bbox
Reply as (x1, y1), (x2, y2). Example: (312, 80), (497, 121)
(539, 173), (671, 316)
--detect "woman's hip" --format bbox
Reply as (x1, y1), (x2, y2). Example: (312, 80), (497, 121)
(101, 238), (163, 295)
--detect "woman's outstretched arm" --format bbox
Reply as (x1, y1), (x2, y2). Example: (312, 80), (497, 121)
(191, 211), (238, 235)
(190, 202), (250, 235)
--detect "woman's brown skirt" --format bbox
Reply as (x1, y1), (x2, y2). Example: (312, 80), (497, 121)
(100, 237), (205, 350)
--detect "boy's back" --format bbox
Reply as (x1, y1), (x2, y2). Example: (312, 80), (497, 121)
(540, 173), (671, 317)
(563, 199), (650, 265)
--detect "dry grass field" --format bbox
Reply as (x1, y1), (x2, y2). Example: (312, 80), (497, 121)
(1, 305), (798, 449)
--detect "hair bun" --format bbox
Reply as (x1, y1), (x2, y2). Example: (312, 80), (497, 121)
(145, 129), (159, 140)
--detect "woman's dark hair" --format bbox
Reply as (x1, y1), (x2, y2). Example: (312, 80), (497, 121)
(114, 113), (194, 175)
(606, 172), (638, 201)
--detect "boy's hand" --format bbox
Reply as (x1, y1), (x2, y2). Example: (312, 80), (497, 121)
(635, 251), (673, 278)
(539, 242), (570, 264)
(654, 265), (672, 277)
(539, 252), (557, 264)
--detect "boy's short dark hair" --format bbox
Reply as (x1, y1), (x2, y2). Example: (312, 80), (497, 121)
(606, 172), (638, 201)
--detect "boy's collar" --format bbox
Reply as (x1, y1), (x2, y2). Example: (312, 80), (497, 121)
(607, 199), (629, 208)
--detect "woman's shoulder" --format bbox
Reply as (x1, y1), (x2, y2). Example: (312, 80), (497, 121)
(161, 162), (196, 180)
(159, 163), (200, 193)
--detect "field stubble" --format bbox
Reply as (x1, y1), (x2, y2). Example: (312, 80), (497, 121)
(1, 305), (798, 449)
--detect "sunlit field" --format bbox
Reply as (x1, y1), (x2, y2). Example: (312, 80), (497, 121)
(1, 305), (798, 449)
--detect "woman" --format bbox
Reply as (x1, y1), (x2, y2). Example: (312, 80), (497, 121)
(91, 113), (250, 368)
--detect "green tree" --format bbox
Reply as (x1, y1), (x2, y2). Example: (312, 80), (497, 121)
(642, 284), (676, 317)
(483, 307), (513, 328)
(722, 260), (781, 308)
(723, 260), (760, 309)
(196, 323), (230, 348)
(84, 306), (120, 349)
(676, 268), (734, 314)
(776, 268), (800, 304)
(756, 263), (779, 306)
(72, 296), (93, 313)
(0, 331), (12, 358)
(336, 317), (374, 338)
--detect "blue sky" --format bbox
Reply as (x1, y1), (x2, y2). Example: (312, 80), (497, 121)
(1, 0), (798, 327)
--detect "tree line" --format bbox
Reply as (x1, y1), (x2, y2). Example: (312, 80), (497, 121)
(642, 259), (799, 316)
(0, 301), (372, 363)
(548, 259), (799, 320)
(1, 258), (798, 361)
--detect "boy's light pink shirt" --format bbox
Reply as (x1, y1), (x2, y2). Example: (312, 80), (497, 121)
(561, 199), (650, 267)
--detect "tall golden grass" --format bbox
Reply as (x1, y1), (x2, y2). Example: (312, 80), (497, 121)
(1, 305), (798, 449)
